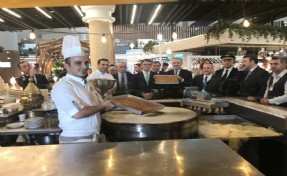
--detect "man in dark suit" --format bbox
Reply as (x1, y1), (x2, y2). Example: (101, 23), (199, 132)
(260, 56), (287, 106)
(16, 61), (49, 89)
(131, 59), (157, 99)
(192, 63), (221, 95)
(113, 62), (133, 96)
(215, 55), (239, 96)
(238, 54), (269, 101)
(166, 58), (193, 97)
(133, 63), (141, 74)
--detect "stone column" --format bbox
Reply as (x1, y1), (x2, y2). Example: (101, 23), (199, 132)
(81, 5), (115, 71)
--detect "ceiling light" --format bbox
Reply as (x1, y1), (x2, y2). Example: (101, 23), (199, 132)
(35, 6), (52, 19)
(129, 42), (135, 49)
(130, 5), (137, 24)
(243, 19), (250, 27)
(166, 48), (172, 55)
(157, 33), (163, 41)
(0, 18), (4, 22)
(172, 32), (177, 40)
(74, 6), (84, 17)
(2, 8), (21, 18)
(30, 30), (36, 40)
(101, 34), (107, 43)
(148, 4), (162, 25)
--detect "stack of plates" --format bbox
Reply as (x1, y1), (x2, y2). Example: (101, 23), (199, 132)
(24, 117), (45, 129)
(6, 122), (24, 129)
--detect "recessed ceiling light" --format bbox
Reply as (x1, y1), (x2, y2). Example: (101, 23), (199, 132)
(35, 6), (52, 19)
(148, 4), (162, 25)
(2, 8), (21, 18)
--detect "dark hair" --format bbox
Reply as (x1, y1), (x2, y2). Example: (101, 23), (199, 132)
(17, 61), (28, 69)
(162, 62), (169, 66)
(243, 54), (258, 64)
(272, 56), (287, 64)
(200, 59), (212, 69)
(140, 59), (152, 64)
(65, 57), (71, 65)
(97, 58), (109, 64)
(153, 61), (161, 65)
(134, 63), (141, 67)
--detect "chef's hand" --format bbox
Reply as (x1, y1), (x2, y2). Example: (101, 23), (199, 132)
(107, 87), (116, 94)
(102, 100), (115, 111)
(142, 92), (153, 100)
(260, 97), (270, 104)
(247, 96), (256, 101)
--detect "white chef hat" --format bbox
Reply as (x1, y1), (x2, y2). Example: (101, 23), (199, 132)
(62, 35), (86, 59)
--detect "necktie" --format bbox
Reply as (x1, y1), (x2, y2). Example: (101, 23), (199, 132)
(245, 71), (252, 80)
(33, 75), (37, 84)
(221, 69), (229, 81)
(174, 70), (178, 75)
(203, 76), (208, 90)
(145, 72), (149, 85)
(120, 74), (125, 91)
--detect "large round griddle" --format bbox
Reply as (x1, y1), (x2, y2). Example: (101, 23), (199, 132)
(101, 107), (198, 142)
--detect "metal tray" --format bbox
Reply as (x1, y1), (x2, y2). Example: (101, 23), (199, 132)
(110, 95), (165, 115)
(154, 75), (179, 84)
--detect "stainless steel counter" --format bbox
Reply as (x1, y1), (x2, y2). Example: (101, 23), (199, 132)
(0, 139), (263, 176)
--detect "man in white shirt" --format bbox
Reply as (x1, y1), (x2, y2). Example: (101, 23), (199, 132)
(260, 56), (287, 106)
(87, 58), (116, 96)
(51, 35), (114, 143)
(87, 58), (115, 80)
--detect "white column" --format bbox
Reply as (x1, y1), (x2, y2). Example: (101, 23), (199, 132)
(81, 5), (115, 71)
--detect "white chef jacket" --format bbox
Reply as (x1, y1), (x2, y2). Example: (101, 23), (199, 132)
(51, 74), (103, 137)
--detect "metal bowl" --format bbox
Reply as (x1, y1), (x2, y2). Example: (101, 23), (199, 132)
(88, 79), (116, 96)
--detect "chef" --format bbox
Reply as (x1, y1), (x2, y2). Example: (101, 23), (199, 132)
(51, 35), (114, 143)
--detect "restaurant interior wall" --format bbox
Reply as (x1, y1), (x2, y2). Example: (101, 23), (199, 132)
(0, 51), (20, 83)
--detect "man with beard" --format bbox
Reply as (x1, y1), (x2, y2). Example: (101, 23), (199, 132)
(238, 54), (269, 101)
(260, 56), (287, 106)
